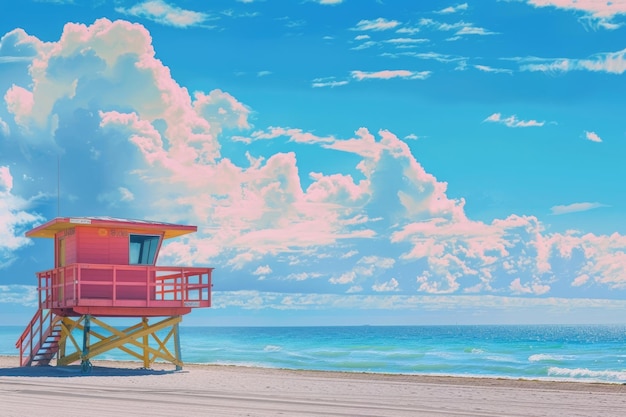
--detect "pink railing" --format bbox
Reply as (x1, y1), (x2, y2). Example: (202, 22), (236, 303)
(35, 264), (213, 309)
(15, 307), (57, 367)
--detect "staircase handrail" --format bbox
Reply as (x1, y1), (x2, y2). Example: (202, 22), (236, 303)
(15, 306), (54, 367)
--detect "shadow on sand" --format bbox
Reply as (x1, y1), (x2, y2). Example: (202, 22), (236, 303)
(0, 365), (180, 378)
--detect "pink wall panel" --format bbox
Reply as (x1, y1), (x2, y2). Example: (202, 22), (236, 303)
(75, 227), (129, 264)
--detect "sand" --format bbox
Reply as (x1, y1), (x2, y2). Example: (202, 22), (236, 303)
(1, 356), (626, 416)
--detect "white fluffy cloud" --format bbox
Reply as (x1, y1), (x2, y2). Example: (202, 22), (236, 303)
(527, 0), (626, 29)
(116, 0), (208, 28)
(0, 167), (42, 268)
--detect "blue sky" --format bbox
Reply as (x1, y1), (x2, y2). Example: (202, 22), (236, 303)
(1, 0), (626, 326)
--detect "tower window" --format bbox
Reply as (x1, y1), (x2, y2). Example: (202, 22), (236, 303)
(129, 234), (160, 265)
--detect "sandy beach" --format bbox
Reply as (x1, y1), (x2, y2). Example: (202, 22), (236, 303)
(1, 356), (625, 416)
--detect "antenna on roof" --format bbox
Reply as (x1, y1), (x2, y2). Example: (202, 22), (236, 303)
(57, 154), (60, 217)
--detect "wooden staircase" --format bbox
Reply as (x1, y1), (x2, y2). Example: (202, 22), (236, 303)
(16, 307), (62, 367)
(30, 322), (62, 366)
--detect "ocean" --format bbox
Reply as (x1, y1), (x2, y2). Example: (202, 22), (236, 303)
(3, 325), (626, 384)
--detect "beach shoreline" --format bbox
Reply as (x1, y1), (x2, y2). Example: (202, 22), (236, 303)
(2, 354), (625, 391)
(2, 355), (626, 416)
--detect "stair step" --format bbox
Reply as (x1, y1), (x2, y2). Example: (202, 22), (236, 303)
(18, 309), (61, 367)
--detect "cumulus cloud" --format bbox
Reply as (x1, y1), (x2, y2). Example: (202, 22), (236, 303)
(116, 0), (209, 28)
(550, 202), (608, 215)
(484, 113), (545, 127)
(0, 167), (42, 268)
(6, 17), (626, 305)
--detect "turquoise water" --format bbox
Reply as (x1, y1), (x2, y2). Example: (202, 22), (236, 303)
(4, 325), (626, 383)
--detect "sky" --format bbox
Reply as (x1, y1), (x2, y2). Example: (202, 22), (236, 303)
(1, 0), (626, 327)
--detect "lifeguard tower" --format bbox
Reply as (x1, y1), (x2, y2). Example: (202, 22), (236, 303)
(15, 217), (212, 372)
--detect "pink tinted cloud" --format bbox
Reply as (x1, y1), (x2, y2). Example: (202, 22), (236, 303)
(509, 278), (551, 295)
(7, 19), (232, 163)
(4, 85), (34, 128)
(584, 131), (603, 142)
(528, 0), (626, 18)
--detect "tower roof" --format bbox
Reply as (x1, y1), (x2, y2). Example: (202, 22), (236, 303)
(26, 216), (197, 239)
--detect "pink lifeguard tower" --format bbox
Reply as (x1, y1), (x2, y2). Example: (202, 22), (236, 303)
(15, 217), (213, 372)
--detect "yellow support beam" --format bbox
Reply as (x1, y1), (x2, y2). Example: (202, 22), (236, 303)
(55, 315), (184, 369)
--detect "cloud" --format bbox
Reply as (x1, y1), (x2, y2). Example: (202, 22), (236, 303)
(419, 19), (497, 36)
(351, 70), (431, 80)
(372, 278), (400, 292)
(396, 27), (421, 35)
(455, 26), (496, 36)
(0, 167), (42, 268)
(116, 0), (208, 28)
(0, 117), (9, 137)
(330, 256), (395, 287)
(584, 131), (602, 142)
(211, 290), (626, 317)
(316, 0), (343, 4)
(257, 71), (272, 77)
(352, 18), (400, 31)
(527, 0), (626, 29)
(550, 202), (608, 215)
(474, 65), (513, 74)
(519, 48), (626, 74)
(233, 126), (337, 144)
(483, 113), (545, 127)
(252, 265), (272, 280)
(509, 277), (551, 295)
(384, 38), (429, 46)
(311, 78), (349, 88)
(436, 3), (469, 14)
(0, 28), (45, 64)
(96, 187), (136, 207)
(0, 285), (39, 307)
(7, 18), (626, 305)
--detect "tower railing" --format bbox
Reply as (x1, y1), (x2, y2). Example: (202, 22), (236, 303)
(35, 264), (212, 309)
